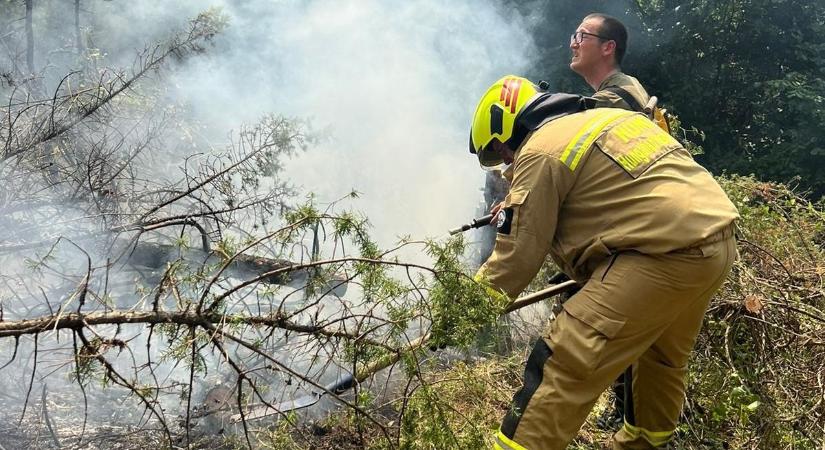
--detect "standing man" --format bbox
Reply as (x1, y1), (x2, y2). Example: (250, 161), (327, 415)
(469, 75), (738, 449)
(570, 13), (650, 113)
(483, 14), (654, 264)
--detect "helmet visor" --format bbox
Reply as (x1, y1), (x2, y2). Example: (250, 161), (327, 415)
(469, 133), (504, 169)
(476, 144), (504, 169)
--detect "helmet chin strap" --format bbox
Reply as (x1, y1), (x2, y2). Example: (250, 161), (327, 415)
(480, 162), (512, 173)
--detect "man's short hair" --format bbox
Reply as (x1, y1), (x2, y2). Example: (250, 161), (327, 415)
(584, 13), (628, 66)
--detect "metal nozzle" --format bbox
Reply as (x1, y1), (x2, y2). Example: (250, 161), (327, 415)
(448, 225), (467, 235)
(449, 213), (494, 235)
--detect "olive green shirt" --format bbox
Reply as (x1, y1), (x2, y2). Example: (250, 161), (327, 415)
(592, 71), (650, 111)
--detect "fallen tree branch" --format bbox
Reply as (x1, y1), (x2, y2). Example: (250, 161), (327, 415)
(0, 310), (387, 348)
(230, 280), (579, 422)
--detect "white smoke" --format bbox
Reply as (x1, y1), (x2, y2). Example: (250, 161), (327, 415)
(5, 0), (537, 246)
(161, 0), (537, 246)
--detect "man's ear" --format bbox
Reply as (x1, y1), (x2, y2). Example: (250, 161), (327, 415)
(601, 40), (617, 57)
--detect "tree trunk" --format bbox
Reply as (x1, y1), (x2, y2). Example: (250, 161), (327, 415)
(25, 0), (34, 73)
(75, 0), (83, 54)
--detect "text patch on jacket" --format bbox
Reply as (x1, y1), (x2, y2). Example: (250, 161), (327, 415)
(597, 114), (681, 178)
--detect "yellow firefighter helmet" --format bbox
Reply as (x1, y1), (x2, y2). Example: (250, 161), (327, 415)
(469, 75), (540, 169)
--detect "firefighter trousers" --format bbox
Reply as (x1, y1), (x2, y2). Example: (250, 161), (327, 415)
(494, 231), (736, 450)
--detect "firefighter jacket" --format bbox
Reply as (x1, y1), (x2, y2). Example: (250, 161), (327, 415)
(592, 71), (650, 111)
(477, 108), (739, 298)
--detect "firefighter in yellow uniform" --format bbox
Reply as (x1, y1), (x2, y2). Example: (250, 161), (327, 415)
(468, 76), (739, 449)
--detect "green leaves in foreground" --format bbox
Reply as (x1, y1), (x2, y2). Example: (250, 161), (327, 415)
(425, 236), (508, 349)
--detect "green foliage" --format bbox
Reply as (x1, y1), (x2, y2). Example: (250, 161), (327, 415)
(511, 0), (825, 198)
(157, 326), (209, 375)
(684, 175), (824, 448)
(341, 339), (389, 368)
(72, 342), (103, 385)
(260, 410), (304, 450)
(398, 383), (488, 450)
(666, 110), (705, 156)
(214, 236), (239, 261)
(308, 359), (522, 450)
(718, 174), (824, 260)
(425, 236), (509, 349)
(241, 115), (311, 188)
(639, 0), (825, 199)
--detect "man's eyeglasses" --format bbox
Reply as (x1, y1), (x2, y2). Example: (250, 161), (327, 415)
(570, 31), (611, 44)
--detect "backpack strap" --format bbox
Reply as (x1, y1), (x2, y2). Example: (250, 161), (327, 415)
(602, 86), (645, 112)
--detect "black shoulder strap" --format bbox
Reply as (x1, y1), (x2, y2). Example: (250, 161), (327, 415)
(507, 93), (593, 150)
(603, 86), (644, 112)
(517, 93), (594, 131)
